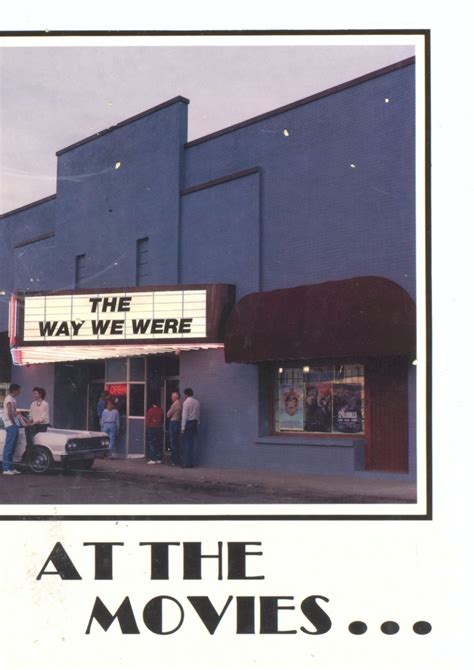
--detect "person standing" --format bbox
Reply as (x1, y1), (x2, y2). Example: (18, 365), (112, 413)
(180, 388), (200, 468)
(25, 387), (50, 460)
(2, 383), (22, 475)
(166, 391), (182, 466)
(145, 401), (164, 464)
(100, 398), (120, 452)
(97, 391), (109, 426)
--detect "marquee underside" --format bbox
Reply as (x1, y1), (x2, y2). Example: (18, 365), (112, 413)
(11, 343), (224, 366)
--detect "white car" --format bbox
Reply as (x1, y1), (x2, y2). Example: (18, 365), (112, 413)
(0, 410), (111, 473)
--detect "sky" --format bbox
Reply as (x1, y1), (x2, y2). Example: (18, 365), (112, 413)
(0, 42), (415, 214)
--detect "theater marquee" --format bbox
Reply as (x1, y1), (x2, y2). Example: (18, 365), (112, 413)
(9, 284), (235, 365)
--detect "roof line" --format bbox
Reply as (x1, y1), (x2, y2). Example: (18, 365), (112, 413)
(56, 95), (190, 156)
(0, 194), (56, 220)
(181, 167), (259, 196)
(185, 56), (415, 149)
(14, 231), (56, 249)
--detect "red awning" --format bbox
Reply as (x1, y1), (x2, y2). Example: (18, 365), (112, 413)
(224, 276), (416, 363)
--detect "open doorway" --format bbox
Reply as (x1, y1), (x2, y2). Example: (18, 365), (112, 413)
(55, 362), (105, 429)
(146, 355), (179, 456)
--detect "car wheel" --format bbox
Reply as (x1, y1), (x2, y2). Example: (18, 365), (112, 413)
(29, 446), (53, 474)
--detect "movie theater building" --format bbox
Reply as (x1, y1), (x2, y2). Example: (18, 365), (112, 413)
(0, 57), (418, 479)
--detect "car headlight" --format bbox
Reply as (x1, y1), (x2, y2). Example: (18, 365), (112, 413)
(101, 437), (110, 447)
(67, 441), (78, 450)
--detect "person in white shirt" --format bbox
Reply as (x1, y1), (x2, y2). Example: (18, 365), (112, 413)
(181, 388), (200, 468)
(166, 391), (182, 466)
(25, 387), (50, 459)
(2, 383), (22, 475)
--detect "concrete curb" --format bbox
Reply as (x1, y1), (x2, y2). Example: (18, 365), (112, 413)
(94, 457), (417, 502)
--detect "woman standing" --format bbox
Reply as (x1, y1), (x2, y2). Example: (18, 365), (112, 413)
(25, 387), (50, 460)
(100, 398), (120, 452)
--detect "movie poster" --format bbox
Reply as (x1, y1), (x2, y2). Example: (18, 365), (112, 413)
(0, 5), (471, 669)
(332, 383), (363, 433)
(304, 382), (332, 432)
(279, 383), (305, 430)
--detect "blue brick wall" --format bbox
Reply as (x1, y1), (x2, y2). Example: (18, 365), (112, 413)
(53, 100), (188, 289)
(184, 65), (415, 299)
(14, 236), (57, 295)
(9, 198), (56, 248)
(180, 172), (260, 298)
(0, 197), (56, 331)
(179, 348), (259, 467)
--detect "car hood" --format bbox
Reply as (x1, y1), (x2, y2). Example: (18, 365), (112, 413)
(47, 428), (108, 438)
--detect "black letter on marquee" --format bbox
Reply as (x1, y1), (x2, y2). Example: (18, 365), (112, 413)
(70, 320), (84, 336)
(187, 596), (233, 634)
(102, 297), (117, 312)
(140, 542), (180, 579)
(91, 320), (111, 335)
(110, 320), (125, 335)
(36, 542), (82, 580)
(118, 297), (132, 311)
(89, 298), (101, 313)
(178, 318), (193, 334)
(85, 597), (140, 634)
(163, 318), (179, 334)
(150, 319), (164, 334)
(132, 319), (151, 334)
(143, 596), (185, 635)
(300, 595), (332, 635)
(38, 321), (58, 337)
(83, 542), (124, 580)
(227, 542), (264, 580)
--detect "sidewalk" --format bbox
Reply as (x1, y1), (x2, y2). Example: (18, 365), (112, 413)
(94, 456), (417, 503)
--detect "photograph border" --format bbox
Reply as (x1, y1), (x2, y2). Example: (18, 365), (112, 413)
(0, 28), (431, 522)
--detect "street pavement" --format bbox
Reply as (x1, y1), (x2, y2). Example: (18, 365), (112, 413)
(0, 455), (417, 506)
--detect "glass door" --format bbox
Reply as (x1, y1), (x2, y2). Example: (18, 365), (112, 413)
(104, 382), (128, 456)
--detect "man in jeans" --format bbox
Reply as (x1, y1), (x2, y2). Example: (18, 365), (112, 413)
(166, 390), (182, 466)
(2, 383), (22, 475)
(180, 388), (200, 468)
(145, 400), (164, 464)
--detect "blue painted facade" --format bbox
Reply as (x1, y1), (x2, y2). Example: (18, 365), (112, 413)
(0, 59), (417, 479)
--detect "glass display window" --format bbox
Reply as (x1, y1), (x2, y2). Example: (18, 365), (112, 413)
(273, 363), (365, 435)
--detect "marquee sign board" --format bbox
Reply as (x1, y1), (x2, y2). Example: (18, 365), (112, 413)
(13, 284), (235, 347)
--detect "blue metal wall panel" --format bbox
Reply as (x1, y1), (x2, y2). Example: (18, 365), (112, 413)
(53, 100), (188, 290)
(0, 198), (56, 330)
(180, 173), (260, 298)
(184, 66), (415, 299)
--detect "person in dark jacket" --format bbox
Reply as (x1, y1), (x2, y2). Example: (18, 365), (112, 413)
(145, 401), (164, 464)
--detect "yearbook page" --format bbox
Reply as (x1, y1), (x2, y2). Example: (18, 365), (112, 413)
(0, 5), (471, 668)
